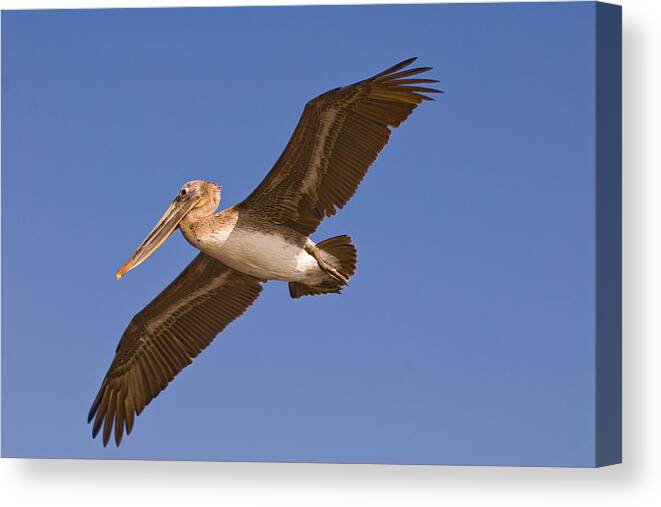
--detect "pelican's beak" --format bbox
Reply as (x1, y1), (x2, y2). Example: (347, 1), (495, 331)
(115, 195), (200, 280)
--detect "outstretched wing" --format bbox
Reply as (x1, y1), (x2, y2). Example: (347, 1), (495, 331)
(239, 57), (441, 235)
(88, 253), (264, 446)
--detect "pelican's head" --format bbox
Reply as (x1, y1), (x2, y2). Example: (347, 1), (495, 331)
(115, 180), (221, 280)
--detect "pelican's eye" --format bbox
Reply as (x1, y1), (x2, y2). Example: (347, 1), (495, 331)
(180, 189), (187, 196)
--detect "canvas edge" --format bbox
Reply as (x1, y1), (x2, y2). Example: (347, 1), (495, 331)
(594, 1), (622, 468)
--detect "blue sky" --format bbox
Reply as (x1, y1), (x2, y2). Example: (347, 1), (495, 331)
(2, 3), (597, 465)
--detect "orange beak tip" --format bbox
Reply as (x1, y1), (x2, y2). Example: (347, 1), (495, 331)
(115, 263), (130, 281)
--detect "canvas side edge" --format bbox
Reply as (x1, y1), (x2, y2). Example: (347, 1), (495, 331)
(594, 1), (622, 468)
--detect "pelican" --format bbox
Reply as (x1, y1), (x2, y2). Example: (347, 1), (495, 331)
(88, 57), (440, 446)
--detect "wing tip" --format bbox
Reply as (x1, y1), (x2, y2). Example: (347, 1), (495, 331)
(88, 386), (127, 447)
(371, 56), (419, 80)
(375, 62), (438, 86)
(89, 410), (127, 448)
(92, 422), (101, 439)
(400, 56), (418, 66)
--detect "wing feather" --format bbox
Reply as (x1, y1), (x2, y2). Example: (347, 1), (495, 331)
(88, 253), (264, 446)
(240, 57), (440, 235)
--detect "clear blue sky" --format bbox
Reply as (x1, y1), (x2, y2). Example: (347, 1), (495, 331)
(2, 3), (597, 466)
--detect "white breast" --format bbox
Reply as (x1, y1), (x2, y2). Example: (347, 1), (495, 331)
(192, 222), (323, 284)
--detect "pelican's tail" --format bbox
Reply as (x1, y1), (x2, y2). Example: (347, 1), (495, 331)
(289, 235), (357, 299)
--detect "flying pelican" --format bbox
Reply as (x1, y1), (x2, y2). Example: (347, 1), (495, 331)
(88, 57), (440, 446)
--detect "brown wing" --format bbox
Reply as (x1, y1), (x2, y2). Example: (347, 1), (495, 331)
(88, 253), (264, 446)
(239, 57), (441, 235)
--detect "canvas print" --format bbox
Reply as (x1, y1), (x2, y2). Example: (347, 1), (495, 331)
(1, 2), (621, 467)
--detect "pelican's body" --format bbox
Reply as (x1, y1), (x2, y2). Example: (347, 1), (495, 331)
(180, 207), (327, 285)
(89, 58), (440, 447)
